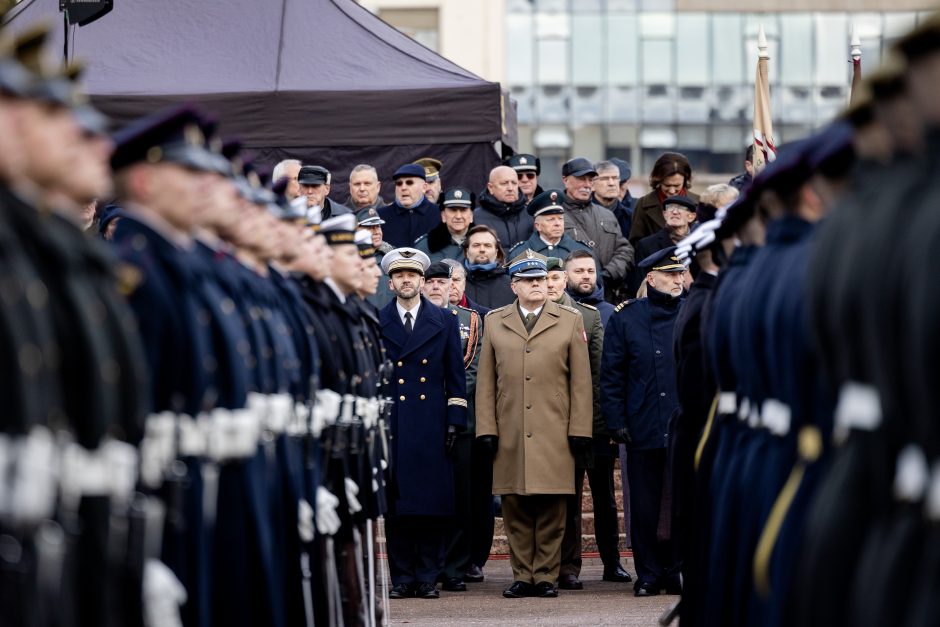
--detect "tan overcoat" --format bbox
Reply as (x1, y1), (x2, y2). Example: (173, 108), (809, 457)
(475, 299), (593, 495)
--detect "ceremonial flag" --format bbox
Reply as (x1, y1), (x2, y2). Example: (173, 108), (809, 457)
(849, 25), (863, 105)
(752, 24), (775, 173)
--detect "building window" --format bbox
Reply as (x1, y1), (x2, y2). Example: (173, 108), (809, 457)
(378, 8), (440, 52)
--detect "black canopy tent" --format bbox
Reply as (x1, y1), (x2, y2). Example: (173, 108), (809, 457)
(5, 0), (517, 201)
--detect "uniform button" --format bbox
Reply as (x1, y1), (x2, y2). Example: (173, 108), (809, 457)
(400, 395), (406, 401)
(526, 432), (532, 438)
(398, 378), (404, 384)
(420, 377), (426, 383)
(422, 359), (428, 364)
(656, 350), (661, 355)
(526, 403), (532, 409)
(525, 375), (531, 381)
(525, 348), (531, 353)
(420, 394), (426, 400)
(660, 392), (666, 397)
(397, 361), (403, 367)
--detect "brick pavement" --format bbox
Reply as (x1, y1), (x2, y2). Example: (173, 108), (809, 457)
(385, 558), (676, 626)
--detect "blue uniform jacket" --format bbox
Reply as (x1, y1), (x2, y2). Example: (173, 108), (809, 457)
(380, 295), (467, 516)
(600, 287), (682, 450)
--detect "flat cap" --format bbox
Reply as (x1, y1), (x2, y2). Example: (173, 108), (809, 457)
(662, 195), (698, 212)
(393, 163), (427, 181)
(298, 165), (330, 186)
(562, 157), (597, 178)
(425, 261), (452, 279)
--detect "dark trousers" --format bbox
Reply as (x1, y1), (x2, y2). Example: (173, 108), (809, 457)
(385, 515), (446, 586)
(501, 494), (567, 584)
(627, 447), (675, 587)
(469, 438), (496, 568)
(560, 454), (623, 577)
(443, 434), (472, 579)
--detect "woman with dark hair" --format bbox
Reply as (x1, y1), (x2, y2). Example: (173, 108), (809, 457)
(628, 152), (700, 245)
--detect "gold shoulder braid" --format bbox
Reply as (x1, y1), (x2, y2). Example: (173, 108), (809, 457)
(463, 310), (480, 369)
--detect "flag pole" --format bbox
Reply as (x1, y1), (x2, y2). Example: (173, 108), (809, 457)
(850, 24), (862, 105)
(752, 24), (776, 173)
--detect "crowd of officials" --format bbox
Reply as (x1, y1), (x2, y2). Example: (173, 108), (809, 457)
(3, 4), (940, 626)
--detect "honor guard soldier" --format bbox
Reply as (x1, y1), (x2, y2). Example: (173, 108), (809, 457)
(600, 247), (685, 597)
(414, 186), (474, 263)
(475, 249), (593, 599)
(421, 261), (483, 592)
(379, 248), (468, 599)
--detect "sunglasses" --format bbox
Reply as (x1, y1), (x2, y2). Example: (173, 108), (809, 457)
(518, 172), (537, 180)
(395, 179), (419, 187)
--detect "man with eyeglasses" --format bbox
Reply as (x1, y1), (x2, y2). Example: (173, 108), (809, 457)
(592, 159), (636, 238)
(505, 153), (543, 206)
(378, 163), (441, 248)
(634, 195), (698, 268)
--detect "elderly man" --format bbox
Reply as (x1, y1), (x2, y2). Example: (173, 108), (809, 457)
(509, 189), (593, 262)
(544, 258), (632, 590)
(474, 165), (531, 252)
(273, 158), (302, 200)
(414, 157), (443, 203)
(505, 153), (543, 205)
(634, 195), (699, 263)
(461, 224), (514, 309)
(415, 187), (474, 263)
(476, 250), (592, 598)
(298, 164), (352, 223)
(560, 157), (635, 296)
(378, 163), (440, 247)
(593, 159), (635, 238)
(347, 163), (385, 212)
(421, 262), (483, 592)
(379, 248), (468, 599)
(601, 247), (685, 597)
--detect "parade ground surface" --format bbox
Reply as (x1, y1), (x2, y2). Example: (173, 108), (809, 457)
(388, 557), (673, 626)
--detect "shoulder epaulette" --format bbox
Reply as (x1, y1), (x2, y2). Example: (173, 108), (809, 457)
(450, 308), (458, 315)
(578, 302), (598, 311)
(457, 304), (476, 316)
(486, 305), (509, 317)
(413, 233), (428, 243)
(557, 304), (581, 315)
(508, 240), (526, 251)
(379, 242), (394, 254)
(614, 299), (637, 312)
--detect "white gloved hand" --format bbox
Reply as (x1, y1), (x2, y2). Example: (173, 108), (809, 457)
(345, 477), (362, 514)
(143, 558), (187, 627)
(315, 486), (341, 535)
(297, 498), (315, 542)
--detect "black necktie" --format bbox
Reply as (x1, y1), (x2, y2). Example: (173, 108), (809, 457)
(404, 311), (413, 335)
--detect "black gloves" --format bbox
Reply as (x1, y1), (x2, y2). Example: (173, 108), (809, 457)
(477, 435), (499, 459)
(609, 427), (632, 445)
(568, 436), (593, 456)
(445, 425), (458, 455)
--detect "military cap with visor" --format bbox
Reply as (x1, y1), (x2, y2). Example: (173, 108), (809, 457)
(638, 246), (685, 273)
(109, 104), (220, 172)
(413, 157), (442, 182)
(527, 189), (565, 218)
(381, 247), (431, 276)
(441, 187), (474, 209)
(504, 153), (540, 174)
(507, 249), (548, 279)
(319, 214), (358, 246)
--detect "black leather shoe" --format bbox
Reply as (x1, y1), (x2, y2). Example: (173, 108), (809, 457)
(442, 576), (467, 592)
(464, 564), (484, 582)
(557, 573), (583, 590)
(634, 582), (660, 597)
(415, 582), (439, 599)
(502, 581), (534, 598)
(535, 581), (559, 597)
(602, 564), (633, 583)
(389, 584), (412, 599)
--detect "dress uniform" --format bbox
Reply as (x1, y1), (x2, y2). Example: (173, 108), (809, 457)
(600, 247), (684, 597)
(379, 248), (468, 599)
(475, 250), (593, 599)
(508, 189), (596, 272)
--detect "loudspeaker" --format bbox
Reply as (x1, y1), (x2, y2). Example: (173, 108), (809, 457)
(60, 0), (113, 27)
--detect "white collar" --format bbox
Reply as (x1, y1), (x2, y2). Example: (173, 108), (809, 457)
(396, 299), (421, 325)
(324, 278), (347, 303)
(519, 304), (543, 318)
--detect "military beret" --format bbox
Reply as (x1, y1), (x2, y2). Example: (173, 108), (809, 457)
(505, 153), (540, 174)
(562, 157), (597, 178)
(392, 163), (426, 181)
(507, 249), (548, 279)
(638, 246), (685, 273)
(425, 261), (452, 279)
(527, 189), (565, 218)
(110, 104), (218, 173)
(355, 229), (376, 258)
(609, 157), (632, 183)
(319, 214), (358, 247)
(545, 257), (564, 272)
(298, 165), (330, 186)
(662, 195), (697, 212)
(413, 157), (442, 182)
(381, 247), (431, 276)
(441, 187), (474, 209)
(357, 206), (386, 226)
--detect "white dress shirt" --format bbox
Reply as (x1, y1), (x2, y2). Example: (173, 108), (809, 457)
(396, 300), (421, 327)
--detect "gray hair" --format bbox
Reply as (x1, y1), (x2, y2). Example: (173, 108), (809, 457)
(442, 258), (465, 277)
(593, 160), (620, 176)
(700, 183), (739, 209)
(272, 159), (302, 183)
(350, 163), (378, 181)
